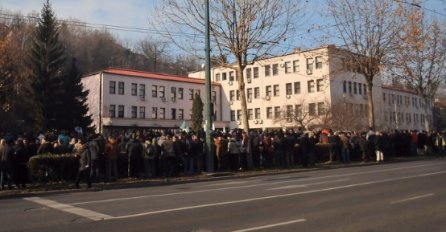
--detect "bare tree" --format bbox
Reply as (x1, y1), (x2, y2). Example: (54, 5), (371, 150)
(153, 0), (304, 133)
(389, 5), (446, 131)
(137, 37), (169, 72)
(327, 0), (402, 129)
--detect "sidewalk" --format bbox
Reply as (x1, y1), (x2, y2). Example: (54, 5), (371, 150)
(0, 155), (438, 199)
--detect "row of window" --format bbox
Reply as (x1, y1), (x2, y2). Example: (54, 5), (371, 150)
(228, 79), (324, 101)
(109, 105), (184, 120)
(229, 102), (326, 121)
(109, 81), (217, 101)
(384, 111), (430, 125)
(383, 93), (428, 109)
(342, 81), (367, 96)
(215, 56), (323, 82)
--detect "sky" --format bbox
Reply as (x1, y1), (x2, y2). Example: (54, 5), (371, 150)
(0, 0), (445, 51)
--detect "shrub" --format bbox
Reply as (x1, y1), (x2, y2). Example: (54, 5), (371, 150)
(28, 153), (79, 183)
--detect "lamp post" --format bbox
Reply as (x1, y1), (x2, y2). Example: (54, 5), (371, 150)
(204, 0), (214, 172)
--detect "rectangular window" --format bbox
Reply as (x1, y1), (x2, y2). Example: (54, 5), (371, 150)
(253, 67), (259, 78)
(139, 84), (145, 98)
(315, 56), (323, 69)
(247, 88), (253, 99)
(266, 107), (273, 119)
(254, 87), (260, 99)
(363, 84), (367, 95)
(109, 81), (116, 94)
(139, 106), (145, 119)
(212, 91), (217, 103)
(109, 104), (116, 118)
(294, 82), (301, 94)
(237, 110), (242, 121)
(230, 90), (235, 101)
(222, 72), (227, 81)
(159, 86), (165, 98)
(265, 65), (271, 77)
(348, 81), (352, 94)
(230, 110), (236, 121)
(118, 105), (124, 118)
(343, 81), (347, 93)
(308, 80), (315, 93)
(248, 109), (253, 120)
(306, 58), (314, 72)
(178, 88), (184, 99)
(353, 82), (357, 94)
(273, 84), (280, 96)
(284, 61), (291, 73)
(286, 83), (292, 95)
(383, 93), (386, 102)
(274, 106), (281, 119)
(293, 60), (299, 73)
(229, 71), (235, 81)
(236, 90), (240, 100)
(152, 85), (158, 97)
(286, 105), (293, 118)
(246, 68), (252, 80)
(152, 107), (157, 119)
(215, 73), (220, 81)
(272, 64), (279, 75)
(159, 108), (165, 119)
(295, 104), (302, 118)
(358, 83), (362, 95)
(308, 103), (316, 116)
(131, 83), (137, 96)
(171, 87), (177, 99)
(189, 89), (194, 100)
(317, 102), (325, 115)
(255, 108), (261, 119)
(171, 108), (176, 120)
(118, 82), (125, 95)
(178, 109), (184, 120)
(131, 106), (137, 118)
(266, 85), (272, 96)
(316, 79), (324, 92)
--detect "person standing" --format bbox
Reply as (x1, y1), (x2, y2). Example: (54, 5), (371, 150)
(74, 138), (91, 188)
(127, 135), (143, 178)
(1, 138), (15, 190)
(375, 131), (384, 162)
(88, 135), (100, 181)
(104, 135), (119, 182)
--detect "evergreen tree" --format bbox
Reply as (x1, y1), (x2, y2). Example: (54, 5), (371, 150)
(190, 93), (203, 133)
(61, 58), (94, 132)
(30, 0), (66, 131)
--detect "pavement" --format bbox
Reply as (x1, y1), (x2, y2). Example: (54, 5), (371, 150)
(0, 155), (439, 199)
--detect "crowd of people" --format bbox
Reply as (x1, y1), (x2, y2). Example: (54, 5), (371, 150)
(0, 128), (445, 190)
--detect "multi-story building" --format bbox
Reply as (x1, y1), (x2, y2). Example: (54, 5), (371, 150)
(190, 45), (431, 131)
(81, 68), (225, 134)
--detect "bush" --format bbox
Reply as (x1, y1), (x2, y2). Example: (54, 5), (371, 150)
(28, 153), (79, 183)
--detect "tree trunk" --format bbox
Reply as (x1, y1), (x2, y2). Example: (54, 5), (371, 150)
(236, 65), (253, 169)
(366, 79), (375, 130)
(423, 98), (431, 132)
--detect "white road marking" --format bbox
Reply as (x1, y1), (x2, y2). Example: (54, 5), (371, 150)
(231, 219), (307, 232)
(24, 197), (114, 221)
(71, 163), (443, 206)
(105, 170), (446, 220)
(266, 178), (349, 191)
(207, 181), (247, 186)
(390, 193), (435, 205)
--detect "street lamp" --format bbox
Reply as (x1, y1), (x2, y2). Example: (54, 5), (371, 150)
(204, 0), (214, 172)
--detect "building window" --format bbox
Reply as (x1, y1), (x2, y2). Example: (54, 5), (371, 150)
(247, 88), (253, 99)
(315, 56), (323, 69)
(316, 79), (324, 92)
(230, 110), (236, 121)
(286, 105), (293, 118)
(317, 102), (325, 115)
(159, 86), (165, 98)
(131, 83), (137, 96)
(212, 91), (217, 103)
(237, 110), (242, 121)
(139, 106), (145, 119)
(131, 106), (137, 118)
(353, 82), (357, 94)
(265, 65), (271, 77)
(178, 88), (184, 99)
(266, 107), (273, 119)
(363, 84), (367, 95)
(229, 71), (235, 81)
(358, 83), (362, 95)
(222, 72), (227, 81)
(348, 81), (352, 93)
(255, 108), (261, 119)
(236, 90), (240, 100)
(139, 84), (145, 98)
(285, 62), (291, 73)
(254, 87), (260, 99)
(306, 58), (314, 72)
(248, 109), (253, 120)
(109, 105), (116, 118)
(216, 73), (220, 81)
(295, 104), (302, 118)
(273, 84), (280, 96)
(189, 89), (194, 100)
(293, 60), (299, 73)
(266, 86), (272, 97)
(246, 68), (251, 80)
(178, 109), (184, 120)
(152, 85), (158, 97)
(118, 105), (124, 118)
(383, 93), (386, 102)
(109, 81), (116, 94)
(343, 81), (347, 93)
(171, 87), (177, 99)
(286, 83), (292, 95)
(230, 90), (235, 101)
(159, 108), (165, 119)
(171, 108), (176, 120)
(308, 80), (315, 93)
(274, 106), (281, 119)
(294, 82), (301, 94)
(308, 103), (316, 116)
(152, 107), (157, 119)
(118, 82), (124, 95)
(272, 64), (279, 75)
(253, 67), (259, 78)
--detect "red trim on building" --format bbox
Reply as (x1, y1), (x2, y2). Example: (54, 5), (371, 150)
(382, 85), (417, 95)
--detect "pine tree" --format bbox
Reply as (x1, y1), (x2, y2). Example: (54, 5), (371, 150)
(190, 93), (203, 133)
(30, 0), (66, 131)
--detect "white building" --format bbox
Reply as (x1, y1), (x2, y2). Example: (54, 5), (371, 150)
(81, 68), (226, 134)
(190, 45), (431, 131)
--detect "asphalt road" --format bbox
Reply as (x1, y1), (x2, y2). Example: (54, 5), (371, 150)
(1, 159), (446, 232)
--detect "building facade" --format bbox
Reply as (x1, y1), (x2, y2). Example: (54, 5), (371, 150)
(82, 68), (225, 134)
(189, 45), (432, 131)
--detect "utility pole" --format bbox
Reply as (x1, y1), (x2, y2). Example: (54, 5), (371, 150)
(204, 0), (214, 172)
